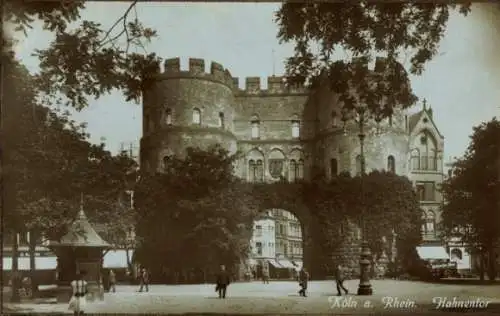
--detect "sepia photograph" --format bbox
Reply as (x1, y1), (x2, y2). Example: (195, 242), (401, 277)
(1, 1), (500, 315)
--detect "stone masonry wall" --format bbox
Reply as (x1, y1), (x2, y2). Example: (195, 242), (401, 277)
(140, 56), (442, 277)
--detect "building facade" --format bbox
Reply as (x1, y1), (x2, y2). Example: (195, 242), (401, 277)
(140, 57), (447, 256)
(250, 212), (276, 260)
(248, 209), (303, 279)
(272, 209), (303, 268)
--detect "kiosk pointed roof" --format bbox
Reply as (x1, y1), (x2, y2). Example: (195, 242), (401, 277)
(50, 197), (110, 248)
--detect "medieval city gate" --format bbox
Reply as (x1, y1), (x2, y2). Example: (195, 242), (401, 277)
(250, 183), (328, 280)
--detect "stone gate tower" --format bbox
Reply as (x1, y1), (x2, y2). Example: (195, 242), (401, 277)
(140, 58), (238, 172)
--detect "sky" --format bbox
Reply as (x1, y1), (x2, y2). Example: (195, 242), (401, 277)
(12, 3), (500, 161)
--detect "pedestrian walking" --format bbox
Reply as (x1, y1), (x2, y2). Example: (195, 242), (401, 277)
(335, 264), (348, 296)
(125, 268), (132, 285)
(108, 269), (116, 293)
(262, 268), (270, 284)
(138, 267), (149, 292)
(68, 271), (88, 316)
(215, 265), (231, 299)
(298, 268), (309, 297)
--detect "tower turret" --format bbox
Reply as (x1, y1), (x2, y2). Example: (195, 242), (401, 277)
(140, 57), (237, 172)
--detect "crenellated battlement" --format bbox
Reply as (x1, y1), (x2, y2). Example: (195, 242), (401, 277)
(157, 57), (308, 94)
(232, 76), (308, 95)
(160, 57), (234, 87)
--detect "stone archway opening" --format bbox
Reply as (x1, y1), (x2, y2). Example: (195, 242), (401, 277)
(245, 208), (305, 282)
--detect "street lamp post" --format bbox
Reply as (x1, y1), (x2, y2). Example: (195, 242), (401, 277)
(356, 107), (373, 296)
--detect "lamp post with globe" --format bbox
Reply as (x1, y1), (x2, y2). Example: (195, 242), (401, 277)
(335, 55), (416, 296)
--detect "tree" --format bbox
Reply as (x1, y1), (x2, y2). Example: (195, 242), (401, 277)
(275, 3), (471, 119)
(305, 171), (422, 276)
(5, 0), (160, 110)
(134, 146), (257, 282)
(2, 55), (138, 299)
(441, 118), (500, 281)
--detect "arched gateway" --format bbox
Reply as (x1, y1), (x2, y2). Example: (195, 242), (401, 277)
(248, 183), (359, 280)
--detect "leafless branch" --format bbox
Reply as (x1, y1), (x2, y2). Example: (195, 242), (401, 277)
(98, 0), (138, 49)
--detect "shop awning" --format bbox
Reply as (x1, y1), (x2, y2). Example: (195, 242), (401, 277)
(266, 259), (283, 268)
(417, 246), (449, 260)
(3, 256), (57, 270)
(277, 259), (296, 269)
(103, 250), (133, 268)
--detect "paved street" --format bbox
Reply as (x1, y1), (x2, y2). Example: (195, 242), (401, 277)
(4, 280), (500, 314)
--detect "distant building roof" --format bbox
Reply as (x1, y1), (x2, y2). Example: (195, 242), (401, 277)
(408, 111), (422, 132)
(408, 101), (443, 138)
(49, 208), (110, 248)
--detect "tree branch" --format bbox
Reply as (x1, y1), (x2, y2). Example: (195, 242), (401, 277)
(97, 0), (138, 49)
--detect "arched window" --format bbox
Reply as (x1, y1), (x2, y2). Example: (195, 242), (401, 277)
(248, 149), (264, 183)
(289, 160), (297, 183)
(251, 115), (260, 139)
(297, 159), (304, 180)
(248, 159), (256, 183)
(330, 158), (338, 177)
(256, 160), (264, 182)
(289, 150), (304, 182)
(355, 155), (362, 176)
(387, 155), (395, 173)
(165, 108), (172, 125)
(192, 108), (201, 125)
(291, 121), (300, 138)
(218, 112), (225, 128)
(268, 150), (285, 179)
(410, 149), (420, 170)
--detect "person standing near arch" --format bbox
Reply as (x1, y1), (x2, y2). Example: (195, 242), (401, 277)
(215, 265), (231, 299)
(298, 267), (309, 297)
(262, 268), (270, 284)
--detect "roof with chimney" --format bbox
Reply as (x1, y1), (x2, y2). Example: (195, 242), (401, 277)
(49, 198), (111, 248)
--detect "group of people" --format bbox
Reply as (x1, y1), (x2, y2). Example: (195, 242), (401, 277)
(215, 264), (348, 298)
(106, 267), (150, 293)
(68, 263), (350, 314)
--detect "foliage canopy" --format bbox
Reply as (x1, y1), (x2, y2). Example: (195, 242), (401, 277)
(275, 3), (471, 119)
(441, 117), (500, 279)
(2, 55), (137, 246)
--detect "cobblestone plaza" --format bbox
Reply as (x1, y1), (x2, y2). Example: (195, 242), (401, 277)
(5, 280), (500, 315)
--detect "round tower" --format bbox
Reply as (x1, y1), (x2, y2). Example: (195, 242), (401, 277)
(310, 57), (412, 179)
(140, 57), (238, 172)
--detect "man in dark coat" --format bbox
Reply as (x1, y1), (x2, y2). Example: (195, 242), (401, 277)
(215, 265), (231, 299)
(298, 268), (309, 297)
(138, 267), (149, 292)
(335, 264), (348, 296)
